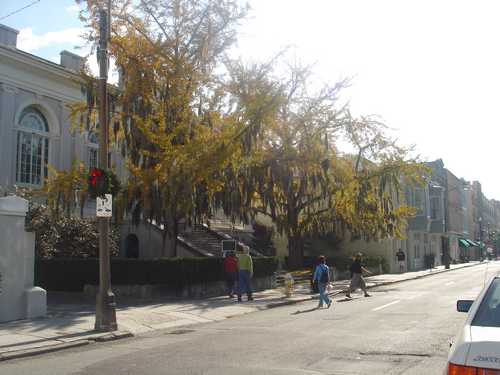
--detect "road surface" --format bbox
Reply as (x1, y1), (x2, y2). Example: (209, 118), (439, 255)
(3, 261), (499, 375)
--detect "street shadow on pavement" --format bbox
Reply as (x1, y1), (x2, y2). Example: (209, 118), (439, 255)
(44, 291), (295, 319)
(1, 311), (95, 334)
(336, 297), (356, 303)
(291, 307), (318, 315)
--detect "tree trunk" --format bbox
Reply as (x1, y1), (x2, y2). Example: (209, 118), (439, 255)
(171, 219), (179, 257)
(170, 234), (177, 257)
(287, 234), (304, 270)
(163, 212), (179, 257)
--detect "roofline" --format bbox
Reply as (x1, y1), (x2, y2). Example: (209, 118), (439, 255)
(0, 24), (19, 35)
(0, 44), (84, 82)
(0, 44), (119, 92)
(60, 49), (83, 59)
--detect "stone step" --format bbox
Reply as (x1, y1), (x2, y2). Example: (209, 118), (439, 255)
(180, 224), (256, 256)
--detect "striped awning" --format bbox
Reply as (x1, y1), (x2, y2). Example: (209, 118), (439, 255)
(458, 239), (470, 247)
(466, 239), (480, 247)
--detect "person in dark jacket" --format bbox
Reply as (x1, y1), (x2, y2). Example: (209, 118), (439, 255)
(223, 251), (238, 298)
(396, 249), (406, 273)
(311, 256), (321, 293)
(346, 253), (372, 298)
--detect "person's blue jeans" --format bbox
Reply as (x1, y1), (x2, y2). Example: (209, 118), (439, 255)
(238, 270), (252, 298)
(225, 272), (237, 296)
(318, 282), (331, 307)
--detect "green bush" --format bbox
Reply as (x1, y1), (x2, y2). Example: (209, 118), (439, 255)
(252, 222), (276, 256)
(253, 257), (279, 277)
(362, 255), (389, 272)
(27, 205), (120, 258)
(35, 258), (99, 292)
(35, 256), (279, 292)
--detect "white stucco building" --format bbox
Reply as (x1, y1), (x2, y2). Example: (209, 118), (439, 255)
(0, 23), (224, 259)
(0, 23), (125, 196)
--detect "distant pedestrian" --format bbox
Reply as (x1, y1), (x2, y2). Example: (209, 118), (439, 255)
(346, 253), (372, 298)
(313, 256), (332, 309)
(396, 249), (406, 273)
(224, 251), (238, 298)
(236, 245), (254, 302)
(310, 256), (321, 293)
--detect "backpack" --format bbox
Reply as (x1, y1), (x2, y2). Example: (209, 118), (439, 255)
(319, 266), (329, 283)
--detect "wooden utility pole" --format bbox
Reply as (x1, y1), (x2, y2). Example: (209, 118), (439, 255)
(95, 6), (117, 332)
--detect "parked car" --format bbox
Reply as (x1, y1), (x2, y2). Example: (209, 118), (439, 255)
(446, 274), (500, 374)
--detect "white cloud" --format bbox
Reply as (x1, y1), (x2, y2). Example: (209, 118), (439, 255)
(84, 51), (119, 84)
(65, 4), (81, 14)
(17, 27), (85, 53)
(17, 27), (118, 84)
(237, 0), (500, 199)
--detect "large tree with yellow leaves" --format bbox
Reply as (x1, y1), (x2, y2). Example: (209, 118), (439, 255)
(70, 0), (426, 263)
(75, 0), (250, 255)
(225, 61), (426, 267)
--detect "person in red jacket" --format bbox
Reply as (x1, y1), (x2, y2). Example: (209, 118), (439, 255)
(224, 251), (238, 298)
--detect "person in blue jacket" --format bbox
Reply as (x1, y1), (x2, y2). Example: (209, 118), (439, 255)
(313, 255), (332, 309)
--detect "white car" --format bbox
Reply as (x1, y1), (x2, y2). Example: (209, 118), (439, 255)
(446, 275), (500, 374)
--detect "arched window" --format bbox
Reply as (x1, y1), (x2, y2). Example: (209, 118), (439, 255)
(87, 130), (113, 169)
(16, 107), (49, 186)
(87, 131), (99, 170)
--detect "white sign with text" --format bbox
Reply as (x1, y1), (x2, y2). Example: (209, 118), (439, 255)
(96, 194), (112, 217)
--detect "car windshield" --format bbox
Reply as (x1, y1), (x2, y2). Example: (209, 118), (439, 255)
(472, 278), (500, 328)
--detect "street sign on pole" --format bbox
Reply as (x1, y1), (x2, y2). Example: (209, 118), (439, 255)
(95, 7), (117, 333)
(96, 194), (112, 217)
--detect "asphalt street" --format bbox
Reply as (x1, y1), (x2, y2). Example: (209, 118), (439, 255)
(2, 261), (500, 375)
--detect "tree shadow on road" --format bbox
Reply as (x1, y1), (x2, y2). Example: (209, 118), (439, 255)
(291, 307), (319, 315)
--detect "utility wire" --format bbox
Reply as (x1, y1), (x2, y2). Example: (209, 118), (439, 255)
(0, 0), (41, 22)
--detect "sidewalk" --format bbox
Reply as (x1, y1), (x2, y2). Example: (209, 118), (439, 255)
(0, 261), (485, 361)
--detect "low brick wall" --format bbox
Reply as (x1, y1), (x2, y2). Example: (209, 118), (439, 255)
(84, 275), (275, 299)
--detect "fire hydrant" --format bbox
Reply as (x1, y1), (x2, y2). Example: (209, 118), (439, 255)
(283, 273), (294, 297)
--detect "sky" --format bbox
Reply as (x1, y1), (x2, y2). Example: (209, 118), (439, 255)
(2, 0), (500, 199)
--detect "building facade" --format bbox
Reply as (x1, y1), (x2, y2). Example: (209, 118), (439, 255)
(0, 24), (183, 259)
(0, 24), (126, 197)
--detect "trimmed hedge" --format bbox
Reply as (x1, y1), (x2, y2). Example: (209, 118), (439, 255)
(35, 256), (279, 292)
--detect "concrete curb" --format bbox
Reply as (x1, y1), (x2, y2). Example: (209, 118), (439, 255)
(93, 330), (134, 342)
(0, 330), (133, 362)
(0, 340), (90, 362)
(265, 261), (484, 309)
